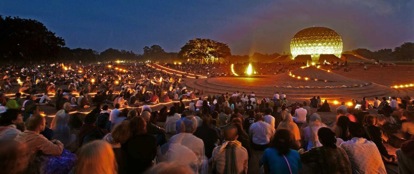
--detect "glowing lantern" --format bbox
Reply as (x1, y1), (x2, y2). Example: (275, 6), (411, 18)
(246, 63), (253, 76)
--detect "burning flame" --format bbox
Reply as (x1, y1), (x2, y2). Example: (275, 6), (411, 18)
(246, 63), (253, 76)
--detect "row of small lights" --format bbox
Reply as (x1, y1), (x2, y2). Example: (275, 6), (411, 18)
(391, 83), (414, 89)
(288, 72), (329, 82)
(107, 65), (128, 73)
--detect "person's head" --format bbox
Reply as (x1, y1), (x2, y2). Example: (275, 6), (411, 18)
(309, 113), (322, 125)
(111, 120), (131, 144)
(114, 103), (120, 109)
(0, 109), (23, 126)
(75, 140), (117, 174)
(271, 129), (294, 155)
(318, 127), (337, 148)
(141, 111), (151, 122)
(144, 162), (194, 174)
(177, 117), (196, 133)
(281, 111), (292, 122)
(127, 109), (138, 119)
(223, 125), (238, 141)
(182, 109), (194, 118)
(0, 140), (29, 174)
(255, 113), (264, 122)
(130, 116), (147, 136)
(348, 123), (366, 138)
(26, 114), (46, 132)
(102, 105), (109, 111)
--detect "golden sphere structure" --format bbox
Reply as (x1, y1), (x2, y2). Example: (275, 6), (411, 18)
(290, 27), (343, 62)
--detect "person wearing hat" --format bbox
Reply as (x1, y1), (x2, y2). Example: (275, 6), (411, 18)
(303, 113), (327, 150)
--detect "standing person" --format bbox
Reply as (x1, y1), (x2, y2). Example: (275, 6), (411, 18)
(73, 140), (117, 174)
(340, 124), (386, 174)
(194, 116), (219, 159)
(249, 113), (275, 151)
(261, 129), (301, 174)
(310, 96), (318, 113)
(373, 97), (381, 109)
(390, 97), (398, 111)
(210, 125), (248, 174)
(301, 127), (352, 174)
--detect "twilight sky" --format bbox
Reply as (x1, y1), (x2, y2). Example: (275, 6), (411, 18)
(1, 0), (413, 55)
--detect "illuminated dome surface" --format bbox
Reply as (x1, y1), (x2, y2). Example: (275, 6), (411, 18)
(290, 27), (343, 61)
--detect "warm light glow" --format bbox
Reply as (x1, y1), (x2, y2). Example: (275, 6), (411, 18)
(116, 60), (121, 64)
(333, 100), (339, 105)
(108, 65), (112, 68)
(304, 77), (309, 81)
(297, 76), (301, 79)
(290, 27), (343, 61)
(114, 80), (119, 85)
(91, 79), (95, 83)
(17, 78), (23, 86)
(230, 64), (239, 76)
(115, 67), (119, 70)
(246, 63), (253, 76)
(346, 101), (353, 107)
(78, 70), (83, 73)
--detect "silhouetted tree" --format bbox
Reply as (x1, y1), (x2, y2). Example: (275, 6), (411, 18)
(394, 42), (414, 61)
(178, 38), (231, 64)
(0, 16), (65, 62)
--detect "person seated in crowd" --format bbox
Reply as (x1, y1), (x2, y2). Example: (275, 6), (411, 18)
(293, 103), (307, 124)
(78, 113), (106, 147)
(142, 111), (166, 146)
(159, 111), (206, 172)
(332, 116), (351, 141)
(340, 123), (386, 174)
(250, 113), (275, 151)
(194, 115), (220, 159)
(122, 116), (157, 174)
(102, 120), (130, 174)
(210, 125), (248, 174)
(397, 136), (414, 174)
(50, 102), (76, 148)
(0, 140), (30, 174)
(303, 113), (327, 150)
(0, 109), (24, 140)
(77, 91), (90, 108)
(277, 111), (301, 149)
(15, 114), (64, 157)
(363, 114), (395, 162)
(317, 100), (331, 112)
(260, 129), (301, 174)
(301, 127), (352, 174)
(73, 140), (117, 174)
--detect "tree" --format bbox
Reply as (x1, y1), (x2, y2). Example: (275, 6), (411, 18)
(0, 16), (65, 62)
(178, 38), (231, 64)
(394, 42), (414, 61)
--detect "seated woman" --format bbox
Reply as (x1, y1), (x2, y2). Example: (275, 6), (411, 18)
(301, 127), (352, 174)
(260, 129), (302, 174)
(303, 113), (327, 150)
(277, 111), (301, 149)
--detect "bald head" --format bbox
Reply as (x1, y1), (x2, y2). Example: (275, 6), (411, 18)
(141, 111), (151, 122)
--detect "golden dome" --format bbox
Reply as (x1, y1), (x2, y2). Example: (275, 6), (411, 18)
(290, 27), (343, 61)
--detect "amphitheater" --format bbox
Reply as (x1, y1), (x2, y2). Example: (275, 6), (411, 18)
(149, 63), (414, 102)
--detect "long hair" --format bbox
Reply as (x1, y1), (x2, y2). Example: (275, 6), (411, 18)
(75, 140), (117, 174)
(271, 129), (294, 155)
(336, 116), (350, 140)
(111, 120), (131, 144)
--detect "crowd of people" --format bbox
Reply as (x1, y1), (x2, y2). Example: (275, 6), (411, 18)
(1, 85), (414, 174)
(1, 61), (414, 174)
